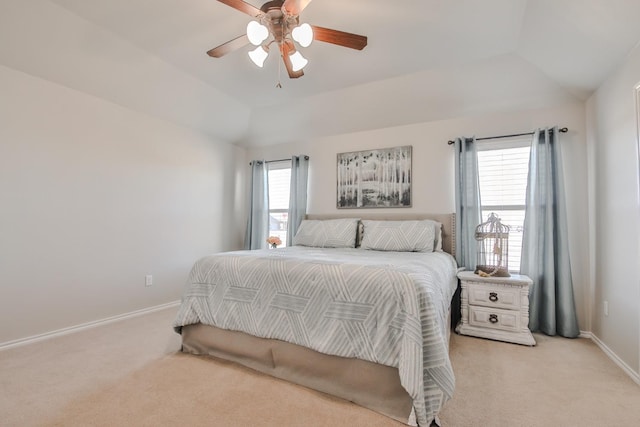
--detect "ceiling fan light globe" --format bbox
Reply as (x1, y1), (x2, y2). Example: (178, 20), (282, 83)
(289, 51), (308, 72)
(292, 23), (313, 47)
(248, 46), (269, 67)
(247, 21), (269, 46)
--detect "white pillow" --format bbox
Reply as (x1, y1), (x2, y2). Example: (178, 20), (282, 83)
(360, 220), (437, 252)
(293, 218), (360, 248)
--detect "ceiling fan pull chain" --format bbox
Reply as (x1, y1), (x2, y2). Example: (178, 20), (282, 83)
(275, 17), (284, 88)
(276, 45), (282, 88)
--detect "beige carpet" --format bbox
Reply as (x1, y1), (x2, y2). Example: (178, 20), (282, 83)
(48, 353), (398, 427)
(440, 333), (640, 426)
(2, 307), (640, 426)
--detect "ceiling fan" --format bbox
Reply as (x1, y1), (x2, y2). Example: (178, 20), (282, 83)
(207, 0), (368, 79)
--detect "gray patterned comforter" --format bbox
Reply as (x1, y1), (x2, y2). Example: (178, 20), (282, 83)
(173, 247), (458, 426)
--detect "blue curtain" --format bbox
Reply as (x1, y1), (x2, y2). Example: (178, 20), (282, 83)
(520, 127), (579, 337)
(245, 160), (269, 250)
(454, 137), (482, 270)
(287, 155), (309, 246)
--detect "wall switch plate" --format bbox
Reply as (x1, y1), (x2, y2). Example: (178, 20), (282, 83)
(603, 301), (608, 316)
(145, 275), (153, 287)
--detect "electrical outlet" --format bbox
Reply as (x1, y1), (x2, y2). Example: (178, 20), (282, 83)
(603, 301), (608, 316)
(145, 275), (153, 287)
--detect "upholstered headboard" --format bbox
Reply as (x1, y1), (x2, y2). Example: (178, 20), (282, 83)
(305, 213), (456, 257)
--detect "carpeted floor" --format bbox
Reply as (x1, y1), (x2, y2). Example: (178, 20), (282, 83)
(2, 306), (640, 426)
(440, 333), (640, 426)
(48, 353), (399, 427)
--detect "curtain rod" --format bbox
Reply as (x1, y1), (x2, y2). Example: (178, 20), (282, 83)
(249, 155), (309, 165)
(447, 127), (568, 145)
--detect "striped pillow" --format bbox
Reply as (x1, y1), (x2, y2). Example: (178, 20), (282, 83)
(360, 220), (437, 252)
(293, 218), (360, 248)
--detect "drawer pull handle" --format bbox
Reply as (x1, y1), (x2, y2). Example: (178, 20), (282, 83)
(489, 314), (499, 324)
(489, 292), (499, 302)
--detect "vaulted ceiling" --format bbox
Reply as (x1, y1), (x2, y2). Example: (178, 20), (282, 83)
(1, 0), (640, 146)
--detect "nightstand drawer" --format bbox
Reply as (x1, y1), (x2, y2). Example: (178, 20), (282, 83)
(469, 306), (521, 332)
(468, 282), (521, 310)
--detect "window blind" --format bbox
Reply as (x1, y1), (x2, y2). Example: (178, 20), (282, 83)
(477, 139), (530, 272)
(268, 161), (291, 246)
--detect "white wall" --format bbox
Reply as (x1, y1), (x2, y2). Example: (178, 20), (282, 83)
(586, 44), (640, 376)
(0, 65), (246, 345)
(0, 0), (250, 143)
(247, 102), (591, 332)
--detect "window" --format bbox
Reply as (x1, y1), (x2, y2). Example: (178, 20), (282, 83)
(267, 160), (291, 246)
(477, 137), (530, 272)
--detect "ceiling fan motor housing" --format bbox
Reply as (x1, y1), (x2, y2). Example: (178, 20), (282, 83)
(260, 0), (299, 44)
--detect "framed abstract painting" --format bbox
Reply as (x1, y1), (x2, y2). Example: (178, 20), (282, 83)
(337, 145), (412, 209)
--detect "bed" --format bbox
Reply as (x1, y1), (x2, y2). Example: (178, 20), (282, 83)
(173, 213), (458, 427)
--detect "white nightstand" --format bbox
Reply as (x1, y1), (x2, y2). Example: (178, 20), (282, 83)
(456, 270), (535, 346)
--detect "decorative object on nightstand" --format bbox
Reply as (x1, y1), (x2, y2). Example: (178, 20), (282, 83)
(474, 213), (510, 277)
(456, 270), (535, 346)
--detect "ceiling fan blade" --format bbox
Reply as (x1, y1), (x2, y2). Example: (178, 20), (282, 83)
(282, 0), (313, 16)
(280, 43), (304, 79)
(217, 0), (262, 17)
(311, 25), (367, 50)
(207, 34), (249, 58)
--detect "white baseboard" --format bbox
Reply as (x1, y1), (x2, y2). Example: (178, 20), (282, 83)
(582, 331), (640, 386)
(0, 300), (181, 352)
